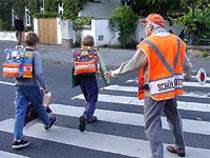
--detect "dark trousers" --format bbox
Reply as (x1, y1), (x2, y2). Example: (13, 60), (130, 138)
(79, 75), (98, 119)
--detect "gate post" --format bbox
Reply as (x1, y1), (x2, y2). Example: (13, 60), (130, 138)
(61, 20), (73, 48)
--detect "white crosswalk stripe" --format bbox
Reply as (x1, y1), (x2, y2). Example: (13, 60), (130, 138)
(0, 151), (30, 158)
(0, 119), (210, 158)
(0, 80), (209, 158)
(72, 93), (210, 113)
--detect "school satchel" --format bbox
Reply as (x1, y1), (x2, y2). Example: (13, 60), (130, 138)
(73, 46), (101, 75)
(2, 45), (34, 78)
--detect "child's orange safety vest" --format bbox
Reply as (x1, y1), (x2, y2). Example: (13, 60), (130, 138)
(2, 45), (34, 78)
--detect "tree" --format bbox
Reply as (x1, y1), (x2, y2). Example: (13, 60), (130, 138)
(175, 1), (210, 45)
(108, 6), (139, 48)
(121, 0), (190, 17)
(13, 0), (27, 19)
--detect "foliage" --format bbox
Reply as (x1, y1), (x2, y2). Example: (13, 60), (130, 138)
(108, 6), (138, 48)
(202, 51), (209, 58)
(174, 3), (210, 45)
(33, 12), (60, 18)
(27, 0), (42, 14)
(13, 0), (27, 19)
(25, 26), (34, 32)
(0, 21), (10, 30)
(121, 0), (190, 17)
(73, 16), (91, 25)
(62, 0), (88, 19)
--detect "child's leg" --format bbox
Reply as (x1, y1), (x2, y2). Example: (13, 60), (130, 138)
(22, 85), (50, 126)
(82, 75), (98, 119)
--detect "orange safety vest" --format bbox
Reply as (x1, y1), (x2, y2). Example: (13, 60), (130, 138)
(2, 47), (34, 78)
(137, 34), (185, 101)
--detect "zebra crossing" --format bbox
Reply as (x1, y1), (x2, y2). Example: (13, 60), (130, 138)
(0, 77), (210, 158)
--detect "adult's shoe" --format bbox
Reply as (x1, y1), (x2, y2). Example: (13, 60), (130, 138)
(167, 146), (185, 157)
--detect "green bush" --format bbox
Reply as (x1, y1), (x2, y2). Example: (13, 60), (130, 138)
(33, 12), (60, 18)
(175, 7), (210, 45)
(25, 26), (34, 32)
(73, 16), (92, 31)
(74, 17), (91, 25)
(0, 22), (10, 30)
(202, 52), (209, 58)
(108, 6), (139, 48)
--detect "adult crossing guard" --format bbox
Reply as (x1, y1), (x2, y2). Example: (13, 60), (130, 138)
(104, 13), (193, 158)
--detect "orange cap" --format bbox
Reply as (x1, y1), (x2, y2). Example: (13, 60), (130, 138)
(140, 13), (165, 28)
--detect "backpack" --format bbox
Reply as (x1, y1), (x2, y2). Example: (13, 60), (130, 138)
(2, 45), (34, 78)
(73, 47), (101, 75)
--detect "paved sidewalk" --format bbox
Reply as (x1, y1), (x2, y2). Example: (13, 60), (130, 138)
(0, 40), (210, 75)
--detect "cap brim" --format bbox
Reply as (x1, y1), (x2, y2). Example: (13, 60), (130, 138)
(140, 19), (148, 24)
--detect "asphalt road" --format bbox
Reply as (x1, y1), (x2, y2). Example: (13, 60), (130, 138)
(0, 40), (209, 158)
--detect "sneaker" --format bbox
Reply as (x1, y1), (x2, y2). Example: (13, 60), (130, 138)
(87, 116), (98, 124)
(79, 115), (87, 132)
(12, 139), (30, 149)
(45, 116), (58, 131)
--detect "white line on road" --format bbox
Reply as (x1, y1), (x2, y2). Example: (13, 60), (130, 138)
(0, 151), (30, 158)
(72, 94), (210, 113)
(50, 103), (210, 135)
(0, 80), (15, 86)
(0, 119), (209, 158)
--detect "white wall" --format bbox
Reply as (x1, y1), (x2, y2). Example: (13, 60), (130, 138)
(57, 18), (62, 44)
(0, 32), (17, 41)
(82, 18), (120, 46)
(33, 18), (39, 35)
(81, 18), (184, 46)
(0, 18), (184, 46)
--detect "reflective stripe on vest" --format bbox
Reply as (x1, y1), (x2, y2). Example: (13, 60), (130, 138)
(149, 74), (183, 96)
(23, 64), (33, 78)
(74, 59), (97, 75)
(137, 35), (184, 100)
(2, 63), (21, 78)
(23, 50), (33, 78)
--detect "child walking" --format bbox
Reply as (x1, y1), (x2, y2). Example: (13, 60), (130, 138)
(12, 32), (58, 149)
(73, 35), (109, 132)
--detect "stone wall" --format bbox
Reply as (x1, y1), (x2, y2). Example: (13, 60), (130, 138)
(187, 45), (210, 58)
